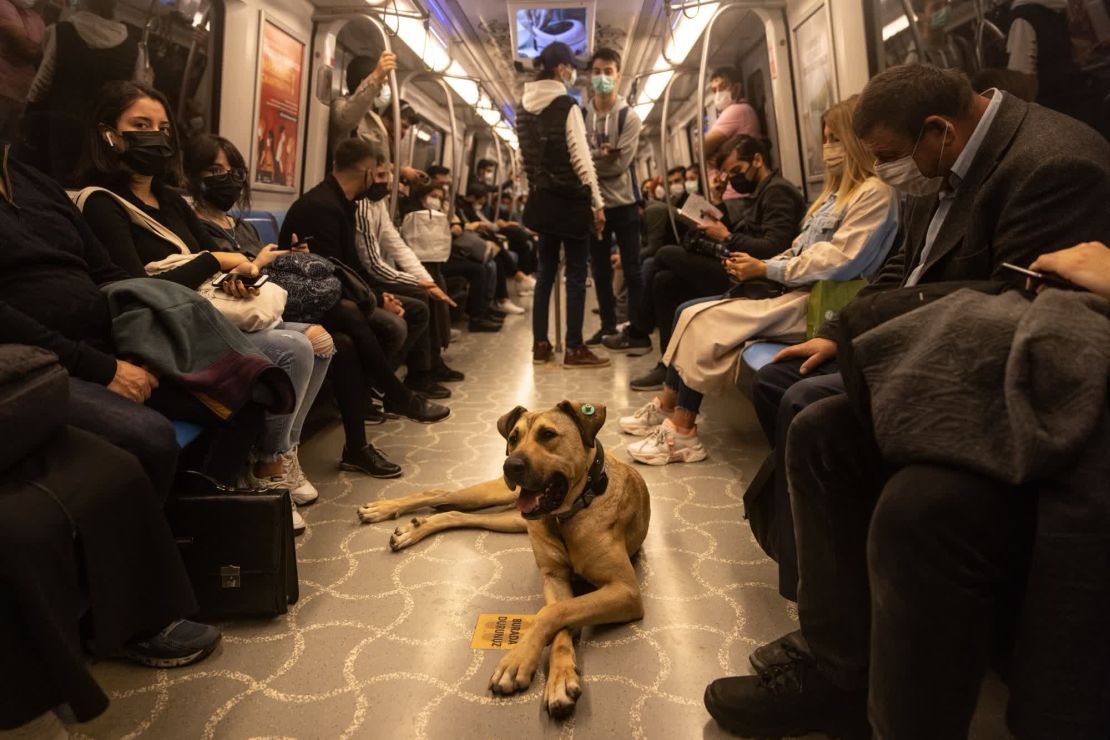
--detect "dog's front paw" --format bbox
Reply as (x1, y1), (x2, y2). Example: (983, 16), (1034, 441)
(389, 517), (429, 551)
(489, 645), (540, 695)
(543, 661), (581, 717)
(357, 501), (404, 524)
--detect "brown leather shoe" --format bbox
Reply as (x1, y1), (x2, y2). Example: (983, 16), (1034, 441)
(563, 345), (610, 369)
(533, 341), (554, 365)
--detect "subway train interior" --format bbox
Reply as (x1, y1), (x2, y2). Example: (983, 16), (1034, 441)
(2, 0), (1110, 737)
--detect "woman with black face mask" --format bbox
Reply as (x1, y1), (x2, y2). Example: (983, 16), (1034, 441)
(185, 134), (267, 256)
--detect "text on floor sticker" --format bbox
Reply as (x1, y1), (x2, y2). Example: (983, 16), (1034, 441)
(470, 613), (536, 650)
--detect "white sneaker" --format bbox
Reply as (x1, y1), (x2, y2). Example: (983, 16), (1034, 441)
(516, 274), (536, 290)
(449, 328), (462, 341)
(497, 298), (526, 315)
(627, 419), (708, 465)
(291, 505), (306, 535)
(280, 447), (319, 506)
(619, 398), (670, 436)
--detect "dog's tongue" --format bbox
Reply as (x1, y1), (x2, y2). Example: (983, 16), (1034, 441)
(516, 489), (543, 514)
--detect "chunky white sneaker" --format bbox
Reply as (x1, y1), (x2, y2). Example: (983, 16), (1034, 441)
(627, 419), (708, 465)
(515, 274), (536, 293)
(280, 448), (319, 506)
(497, 298), (526, 315)
(619, 398), (670, 436)
(291, 505), (306, 535)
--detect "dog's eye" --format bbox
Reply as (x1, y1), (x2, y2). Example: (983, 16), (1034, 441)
(537, 428), (558, 442)
(508, 431), (520, 445)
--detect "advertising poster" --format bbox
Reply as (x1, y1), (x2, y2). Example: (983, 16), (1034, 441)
(254, 17), (304, 191)
(793, 5), (837, 185)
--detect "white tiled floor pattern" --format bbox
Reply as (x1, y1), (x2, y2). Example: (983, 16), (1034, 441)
(73, 298), (1011, 740)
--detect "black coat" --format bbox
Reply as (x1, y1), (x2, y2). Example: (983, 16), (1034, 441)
(279, 175), (360, 268)
(726, 171), (805, 259)
(818, 93), (1110, 339)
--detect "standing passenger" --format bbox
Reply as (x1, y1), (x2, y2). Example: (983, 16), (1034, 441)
(516, 41), (608, 368)
(583, 47), (646, 348)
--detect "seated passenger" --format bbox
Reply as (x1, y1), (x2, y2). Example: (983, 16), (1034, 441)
(279, 138), (452, 444)
(457, 182), (530, 314)
(609, 135), (805, 390)
(710, 64), (1110, 740)
(684, 165), (700, 195)
(0, 142), (219, 669)
(76, 82), (329, 532)
(703, 66), (761, 203)
(0, 0), (43, 144)
(622, 96), (897, 465)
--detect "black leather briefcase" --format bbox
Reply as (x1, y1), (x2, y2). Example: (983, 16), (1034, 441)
(167, 472), (299, 620)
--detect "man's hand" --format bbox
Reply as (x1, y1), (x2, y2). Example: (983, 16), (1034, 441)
(371, 51), (397, 84)
(697, 218), (731, 242)
(420, 280), (458, 307)
(382, 292), (405, 317)
(107, 359), (158, 403)
(1030, 241), (1110, 299)
(725, 252), (767, 281)
(773, 337), (838, 375)
(401, 166), (427, 185)
(594, 209), (606, 239)
(610, 252), (621, 269)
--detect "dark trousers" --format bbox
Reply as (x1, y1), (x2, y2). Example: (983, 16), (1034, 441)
(787, 395), (1036, 738)
(650, 245), (732, 354)
(630, 255), (657, 339)
(750, 359), (844, 600)
(443, 254), (488, 318)
(67, 378), (180, 501)
(502, 225), (537, 274)
(589, 203), (643, 332)
(534, 231), (589, 349)
(371, 283), (438, 375)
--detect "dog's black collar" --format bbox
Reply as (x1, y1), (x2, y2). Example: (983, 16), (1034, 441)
(555, 441), (608, 525)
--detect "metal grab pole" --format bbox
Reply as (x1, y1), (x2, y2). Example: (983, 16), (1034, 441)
(696, 3), (750, 199)
(361, 14), (403, 220)
(396, 72), (461, 224)
(490, 135), (504, 219)
(660, 72), (684, 247)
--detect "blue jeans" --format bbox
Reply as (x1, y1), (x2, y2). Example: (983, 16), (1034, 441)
(661, 294), (727, 415)
(248, 323), (332, 460)
(590, 203), (643, 331)
(67, 378), (179, 501)
(533, 231), (589, 349)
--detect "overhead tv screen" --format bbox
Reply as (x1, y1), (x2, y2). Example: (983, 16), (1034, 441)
(514, 7), (590, 59)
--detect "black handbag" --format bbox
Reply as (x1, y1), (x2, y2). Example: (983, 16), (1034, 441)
(327, 256), (377, 310)
(166, 471), (299, 620)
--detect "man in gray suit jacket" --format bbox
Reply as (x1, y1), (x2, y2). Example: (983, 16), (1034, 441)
(710, 64), (1110, 739)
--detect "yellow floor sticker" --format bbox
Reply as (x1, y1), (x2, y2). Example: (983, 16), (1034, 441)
(470, 613), (536, 650)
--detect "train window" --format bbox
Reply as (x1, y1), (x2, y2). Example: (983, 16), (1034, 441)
(868, 0), (1009, 76)
(408, 122), (443, 173)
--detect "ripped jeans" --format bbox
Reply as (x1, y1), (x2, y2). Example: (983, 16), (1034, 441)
(248, 322), (334, 461)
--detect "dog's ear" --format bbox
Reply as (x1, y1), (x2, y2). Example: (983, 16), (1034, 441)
(557, 400), (607, 449)
(497, 405), (528, 440)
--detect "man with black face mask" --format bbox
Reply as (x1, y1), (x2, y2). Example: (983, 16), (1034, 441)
(282, 139), (462, 397)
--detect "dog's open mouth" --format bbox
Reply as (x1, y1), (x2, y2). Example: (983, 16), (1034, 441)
(513, 474), (569, 519)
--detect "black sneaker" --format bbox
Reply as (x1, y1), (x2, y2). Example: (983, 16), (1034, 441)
(341, 444), (403, 478)
(405, 375), (451, 399)
(468, 317), (503, 332)
(365, 400), (387, 425)
(431, 364), (465, 383)
(115, 620), (221, 668)
(487, 307), (508, 319)
(602, 327), (652, 352)
(585, 327), (618, 346)
(703, 652), (870, 739)
(750, 630), (812, 675)
(630, 363), (667, 391)
(384, 392), (451, 423)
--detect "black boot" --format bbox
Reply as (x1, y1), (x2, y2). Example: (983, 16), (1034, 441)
(340, 445), (403, 478)
(384, 392), (451, 424)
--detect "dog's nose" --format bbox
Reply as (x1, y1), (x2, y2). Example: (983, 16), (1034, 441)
(503, 456), (527, 483)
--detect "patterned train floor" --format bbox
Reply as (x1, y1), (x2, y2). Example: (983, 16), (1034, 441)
(73, 297), (1012, 740)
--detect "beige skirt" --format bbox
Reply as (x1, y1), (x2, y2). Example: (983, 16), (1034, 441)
(661, 290), (811, 396)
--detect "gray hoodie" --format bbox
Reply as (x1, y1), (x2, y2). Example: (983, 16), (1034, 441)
(584, 95), (642, 208)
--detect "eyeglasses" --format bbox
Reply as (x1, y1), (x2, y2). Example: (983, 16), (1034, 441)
(205, 166), (247, 184)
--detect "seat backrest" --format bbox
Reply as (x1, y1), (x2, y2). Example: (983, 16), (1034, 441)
(233, 210), (280, 246)
(806, 279), (868, 338)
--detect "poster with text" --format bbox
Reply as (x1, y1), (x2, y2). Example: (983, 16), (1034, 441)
(254, 18), (304, 190)
(793, 5), (837, 185)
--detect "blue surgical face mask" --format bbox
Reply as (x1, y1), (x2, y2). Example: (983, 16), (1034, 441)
(591, 74), (615, 95)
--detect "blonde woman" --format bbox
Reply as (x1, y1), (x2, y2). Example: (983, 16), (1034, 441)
(622, 95), (900, 465)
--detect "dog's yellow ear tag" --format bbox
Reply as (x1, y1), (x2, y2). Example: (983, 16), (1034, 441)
(581, 403), (595, 416)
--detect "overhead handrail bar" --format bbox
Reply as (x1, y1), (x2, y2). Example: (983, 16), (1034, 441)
(695, 2), (752, 198)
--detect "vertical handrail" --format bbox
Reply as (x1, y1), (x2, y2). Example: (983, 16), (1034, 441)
(397, 72), (461, 223)
(360, 14), (403, 220)
(490, 136), (504, 220)
(659, 72), (684, 246)
(898, 0), (926, 65)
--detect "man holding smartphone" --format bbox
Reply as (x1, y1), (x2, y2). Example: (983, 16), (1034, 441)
(583, 47), (647, 348)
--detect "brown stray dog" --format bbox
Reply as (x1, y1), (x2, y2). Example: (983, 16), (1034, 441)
(357, 400), (651, 716)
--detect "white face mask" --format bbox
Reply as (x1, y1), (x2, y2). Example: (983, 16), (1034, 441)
(713, 89), (733, 112)
(566, 69), (578, 89)
(823, 142), (845, 171)
(653, 185), (665, 200)
(424, 197), (442, 211)
(874, 123), (948, 197)
(669, 183), (686, 197)
(684, 180), (699, 194)
(376, 85), (392, 109)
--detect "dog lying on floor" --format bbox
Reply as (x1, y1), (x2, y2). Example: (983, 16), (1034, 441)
(357, 400), (651, 716)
